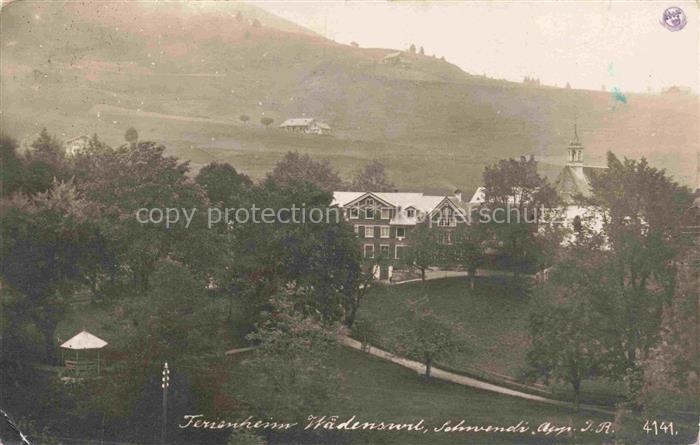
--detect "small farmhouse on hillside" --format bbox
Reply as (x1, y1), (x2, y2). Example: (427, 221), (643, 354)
(279, 118), (332, 135)
(65, 135), (90, 157)
(382, 52), (411, 67)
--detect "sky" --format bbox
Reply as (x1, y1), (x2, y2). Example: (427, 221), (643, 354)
(254, 1), (698, 94)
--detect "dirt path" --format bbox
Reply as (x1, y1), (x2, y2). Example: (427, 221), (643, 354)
(89, 104), (238, 126)
(338, 335), (614, 415)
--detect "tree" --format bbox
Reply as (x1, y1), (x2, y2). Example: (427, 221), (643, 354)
(0, 179), (103, 363)
(565, 82), (571, 89)
(613, 261), (699, 443)
(124, 127), (138, 145)
(195, 162), (252, 206)
(0, 134), (24, 196)
(124, 259), (220, 361)
(260, 117), (274, 128)
(231, 293), (339, 422)
(409, 44), (416, 54)
(447, 220), (486, 289)
(419, 46), (424, 55)
(213, 178), (365, 328)
(235, 10), (243, 21)
(526, 259), (606, 411)
(527, 154), (693, 412)
(342, 256), (379, 328)
(585, 153), (693, 373)
(351, 160), (394, 192)
(479, 156), (560, 279)
(267, 151), (344, 192)
(251, 18), (261, 28)
(394, 300), (460, 379)
(352, 318), (378, 352)
(402, 224), (441, 281)
(239, 114), (250, 125)
(74, 260), (221, 445)
(75, 141), (216, 292)
(30, 128), (65, 167)
(24, 128), (68, 193)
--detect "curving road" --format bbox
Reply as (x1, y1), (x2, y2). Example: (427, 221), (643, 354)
(338, 335), (614, 416)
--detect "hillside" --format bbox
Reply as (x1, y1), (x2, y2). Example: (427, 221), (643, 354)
(1, 0), (697, 193)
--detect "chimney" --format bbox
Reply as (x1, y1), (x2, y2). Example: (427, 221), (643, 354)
(454, 189), (463, 202)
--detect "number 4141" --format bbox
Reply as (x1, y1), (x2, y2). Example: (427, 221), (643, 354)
(643, 420), (677, 436)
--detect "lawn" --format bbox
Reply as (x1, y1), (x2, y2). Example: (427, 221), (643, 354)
(354, 276), (626, 406)
(356, 276), (533, 377)
(226, 346), (615, 445)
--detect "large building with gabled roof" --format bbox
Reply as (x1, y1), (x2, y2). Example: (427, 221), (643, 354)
(332, 190), (467, 279)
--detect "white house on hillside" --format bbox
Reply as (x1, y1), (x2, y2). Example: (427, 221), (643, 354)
(279, 118), (332, 135)
(65, 135), (90, 157)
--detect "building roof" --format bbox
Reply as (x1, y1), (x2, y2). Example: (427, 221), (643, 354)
(554, 165), (606, 203)
(383, 52), (402, 60)
(279, 118), (315, 128)
(60, 330), (108, 350)
(468, 186), (523, 205)
(332, 191), (456, 216)
(66, 135), (89, 144)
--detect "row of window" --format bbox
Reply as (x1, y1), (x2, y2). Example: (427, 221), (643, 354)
(346, 207), (416, 220)
(363, 243), (406, 259)
(353, 225), (406, 239)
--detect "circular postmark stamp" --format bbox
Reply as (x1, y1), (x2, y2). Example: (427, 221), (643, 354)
(660, 6), (687, 32)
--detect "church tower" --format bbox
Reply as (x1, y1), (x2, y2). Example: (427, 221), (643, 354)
(566, 123), (584, 165)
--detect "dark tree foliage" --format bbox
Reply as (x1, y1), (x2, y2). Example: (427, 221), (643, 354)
(0, 134), (24, 196)
(0, 180), (105, 363)
(350, 160), (394, 192)
(23, 129), (68, 193)
(195, 162), (253, 206)
(124, 127), (138, 144)
(402, 224), (441, 281)
(584, 152), (693, 371)
(394, 300), (461, 379)
(479, 156), (560, 279)
(267, 151), (344, 192)
(74, 141), (218, 292)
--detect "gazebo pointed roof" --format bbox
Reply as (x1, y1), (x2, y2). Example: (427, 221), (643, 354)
(60, 330), (108, 350)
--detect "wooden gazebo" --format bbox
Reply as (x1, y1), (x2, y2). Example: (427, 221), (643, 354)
(60, 330), (108, 378)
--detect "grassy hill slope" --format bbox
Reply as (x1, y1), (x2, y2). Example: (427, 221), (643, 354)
(1, 0), (697, 192)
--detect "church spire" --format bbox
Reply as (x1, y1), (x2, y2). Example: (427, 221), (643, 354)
(567, 123), (583, 165)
